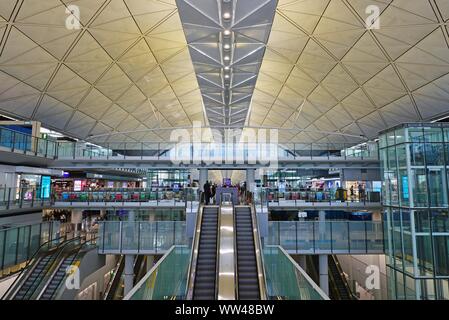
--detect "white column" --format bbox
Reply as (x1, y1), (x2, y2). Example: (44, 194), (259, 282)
(318, 210), (329, 296)
(124, 254), (135, 296)
(71, 210), (82, 238)
(246, 168), (255, 193)
(124, 210), (136, 296)
(319, 255), (329, 296)
(199, 168), (208, 192)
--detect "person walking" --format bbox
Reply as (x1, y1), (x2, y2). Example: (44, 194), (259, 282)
(204, 181), (211, 205)
(350, 185), (354, 202)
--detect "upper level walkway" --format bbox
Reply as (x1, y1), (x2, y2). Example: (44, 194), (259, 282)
(0, 126), (379, 169)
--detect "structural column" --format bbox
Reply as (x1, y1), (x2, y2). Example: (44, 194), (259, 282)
(199, 168), (208, 191)
(246, 168), (255, 193)
(318, 210), (329, 296)
(124, 211), (136, 297)
(71, 210), (82, 238)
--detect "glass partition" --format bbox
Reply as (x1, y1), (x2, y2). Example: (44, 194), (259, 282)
(0, 222), (60, 277)
(380, 123), (449, 299)
(125, 246), (190, 300)
(263, 246), (328, 300)
(265, 221), (384, 254)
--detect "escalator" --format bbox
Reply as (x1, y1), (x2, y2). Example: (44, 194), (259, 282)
(103, 256), (125, 300)
(191, 206), (219, 300)
(12, 255), (53, 300)
(37, 237), (97, 300)
(39, 253), (76, 300)
(235, 206), (260, 300)
(306, 255), (356, 300)
(328, 255), (356, 300)
(4, 236), (97, 300)
(6, 237), (80, 300)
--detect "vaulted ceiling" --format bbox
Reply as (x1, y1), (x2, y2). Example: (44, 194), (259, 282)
(0, 0), (448, 145)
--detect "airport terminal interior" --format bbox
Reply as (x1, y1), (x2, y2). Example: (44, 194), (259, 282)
(0, 0), (448, 302)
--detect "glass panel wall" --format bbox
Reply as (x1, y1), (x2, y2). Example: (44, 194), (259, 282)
(380, 123), (449, 300)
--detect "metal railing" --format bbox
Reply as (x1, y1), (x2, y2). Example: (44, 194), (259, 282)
(265, 220), (384, 254)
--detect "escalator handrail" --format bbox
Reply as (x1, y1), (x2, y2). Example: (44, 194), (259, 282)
(103, 255), (125, 300)
(250, 203), (268, 300)
(185, 202), (204, 299)
(37, 236), (97, 300)
(275, 245), (330, 300)
(2, 234), (67, 300)
(19, 236), (82, 300)
(123, 245), (177, 300)
(47, 236), (98, 300)
(232, 203), (239, 299)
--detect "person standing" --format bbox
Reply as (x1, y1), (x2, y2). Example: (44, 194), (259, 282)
(211, 184), (216, 204)
(204, 181), (211, 205)
(358, 183), (365, 201)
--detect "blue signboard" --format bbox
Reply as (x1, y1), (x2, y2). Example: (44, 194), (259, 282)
(40, 176), (51, 199)
(402, 176), (409, 200)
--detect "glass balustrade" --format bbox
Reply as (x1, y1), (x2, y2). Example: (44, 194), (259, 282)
(263, 245), (328, 300)
(0, 187), (52, 212)
(0, 221), (61, 277)
(253, 187), (382, 207)
(125, 246), (190, 300)
(265, 221), (384, 254)
(0, 126), (58, 158)
(0, 125), (379, 161)
(52, 188), (199, 206)
(97, 221), (187, 254)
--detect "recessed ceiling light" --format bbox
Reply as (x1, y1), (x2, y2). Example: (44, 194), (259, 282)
(223, 12), (231, 19)
(224, 55), (230, 61)
(224, 66), (230, 71)
(224, 74), (230, 79)
(223, 29), (231, 36)
(224, 43), (231, 50)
